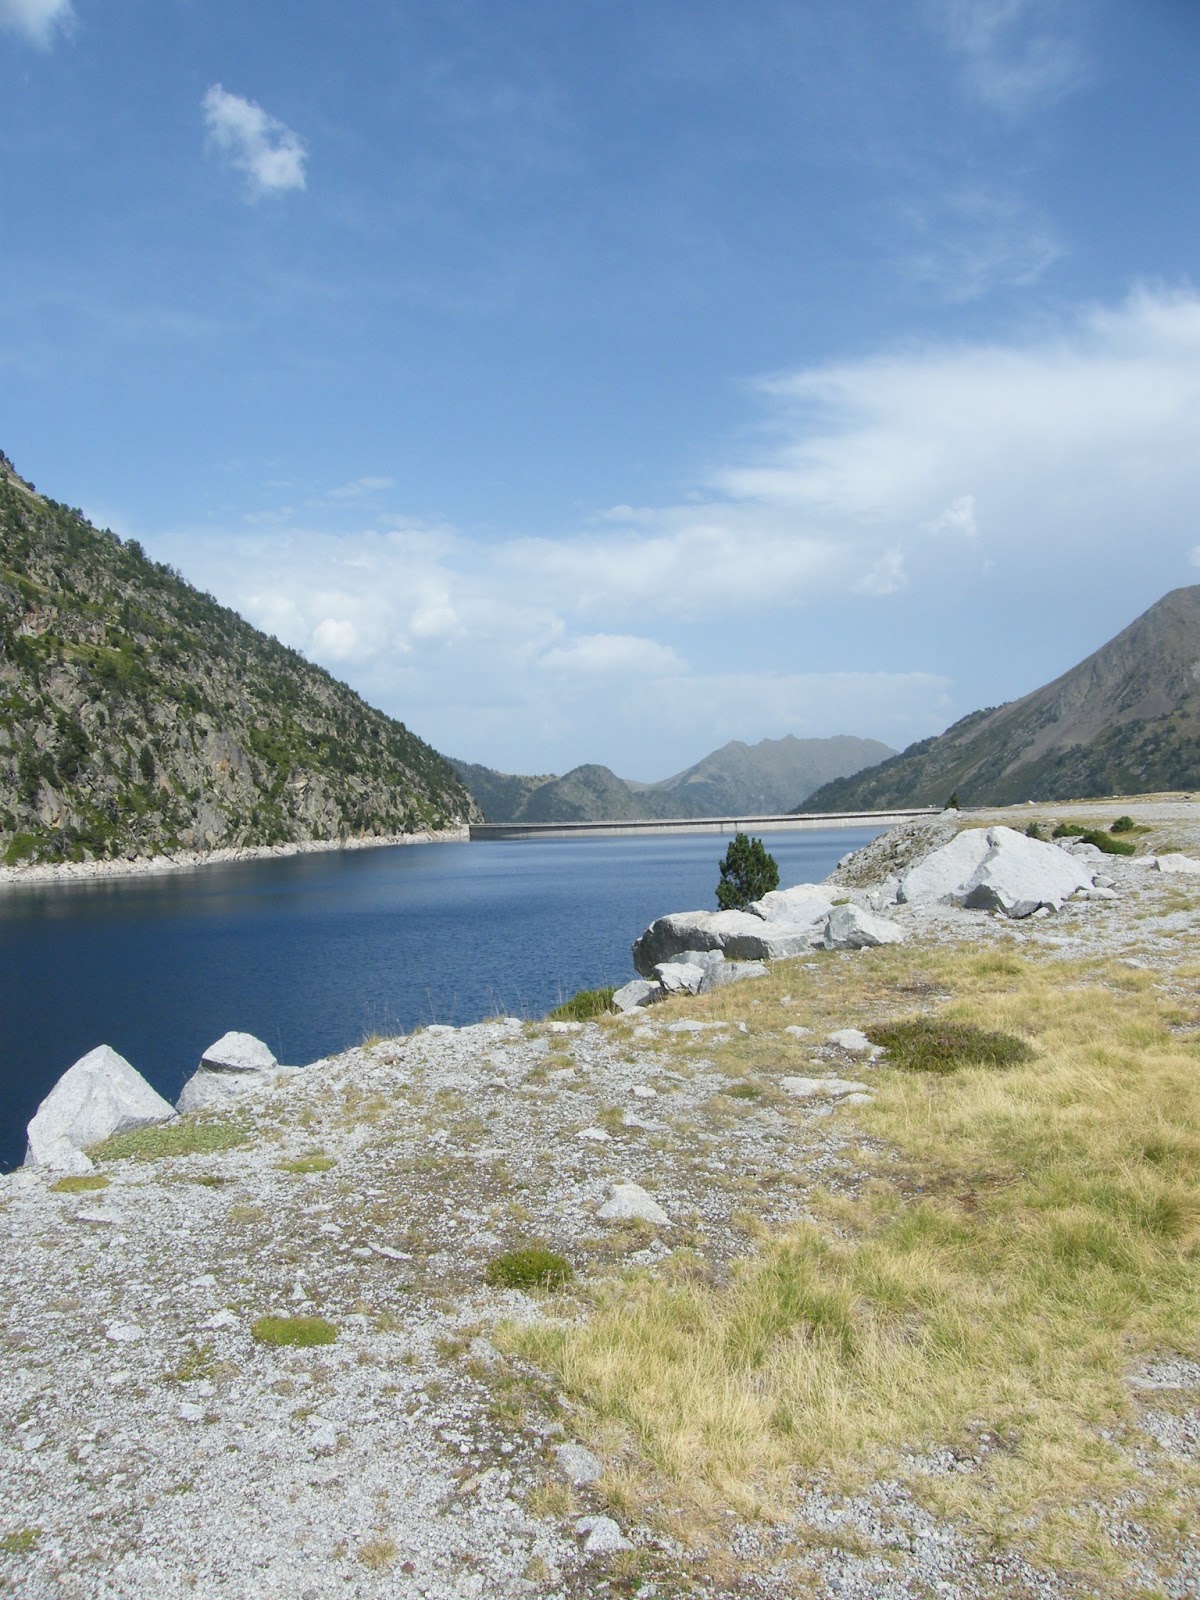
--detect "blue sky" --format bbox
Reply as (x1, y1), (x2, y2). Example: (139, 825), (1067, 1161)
(4, 1), (1200, 779)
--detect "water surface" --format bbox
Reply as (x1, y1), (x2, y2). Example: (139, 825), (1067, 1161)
(0, 826), (880, 1170)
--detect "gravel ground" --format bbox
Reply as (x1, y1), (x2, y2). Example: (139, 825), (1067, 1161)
(2, 799), (1198, 1599)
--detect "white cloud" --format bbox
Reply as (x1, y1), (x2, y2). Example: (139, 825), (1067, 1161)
(929, 0), (1087, 115)
(203, 85), (307, 200)
(327, 476), (395, 501)
(900, 186), (1065, 302)
(927, 493), (977, 538)
(855, 545), (907, 596)
(0, 0), (72, 46)
(149, 287), (1200, 774)
(538, 633), (685, 677)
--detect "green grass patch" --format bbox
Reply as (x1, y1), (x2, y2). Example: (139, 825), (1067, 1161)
(868, 1016), (1033, 1074)
(49, 1173), (110, 1193)
(485, 1246), (575, 1291)
(90, 1119), (249, 1162)
(1051, 821), (1137, 856)
(548, 987), (616, 1023)
(0, 1528), (40, 1555)
(278, 1154), (335, 1174)
(251, 1315), (337, 1347)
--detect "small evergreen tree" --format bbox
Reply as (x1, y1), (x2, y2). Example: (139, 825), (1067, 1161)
(716, 832), (779, 910)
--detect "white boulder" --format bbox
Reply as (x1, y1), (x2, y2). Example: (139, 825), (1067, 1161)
(1152, 853), (1200, 875)
(575, 1515), (631, 1554)
(780, 1076), (870, 1099)
(25, 1044), (175, 1171)
(823, 903), (906, 950)
(632, 908), (818, 974)
(751, 884), (839, 928)
(655, 961), (707, 996)
(556, 1443), (603, 1485)
(612, 978), (661, 1013)
(177, 1031), (278, 1113)
(898, 826), (1093, 919)
(596, 1182), (671, 1226)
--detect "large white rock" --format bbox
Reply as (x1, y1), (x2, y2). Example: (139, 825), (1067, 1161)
(751, 884), (839, 928)
(823, 903), (906, 950)
(25, 1044), (175, 1170)
(897, 828), (993, 905)
(1152, 853), (1200, 875)
(898, 825), (1092, 919)
(959, 827), (1093, 918)
(632, 909), (819, 974)
(177, 1030), (278, 1113)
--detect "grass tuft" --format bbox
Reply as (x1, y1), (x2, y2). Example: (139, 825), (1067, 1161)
(251, 1315), (337, 1347)
(868, 1016), (1033, 1074)
(0, 1528), (40, 1555)
(548, 986), (615, 1022)
(485, 1246), (574, 1291)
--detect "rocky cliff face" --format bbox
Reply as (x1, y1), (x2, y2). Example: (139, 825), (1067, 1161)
(0, 451), (478, 864)
(800, 586), (1200, 811)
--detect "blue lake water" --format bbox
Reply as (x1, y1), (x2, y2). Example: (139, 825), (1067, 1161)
(0, 826), (882, 1171)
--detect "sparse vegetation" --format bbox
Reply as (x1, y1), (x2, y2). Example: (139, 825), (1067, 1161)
(485, 1246), (574, 1291)
(1111, 814), (1135, 833)
(509, 950), (1200, 1577)
(251, 1315), (338, 1347)
(90, 1119), (249, 1162)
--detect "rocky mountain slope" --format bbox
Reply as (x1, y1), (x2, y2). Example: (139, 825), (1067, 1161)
(799, 586), (1200, 811)
(453, 735), (895, 823)
(0, 451), (478, 865)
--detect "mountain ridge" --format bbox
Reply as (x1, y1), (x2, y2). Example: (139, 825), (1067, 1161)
(798, 586), (1200, 811)
(452, 734), (896, 823)
(0, 450), (478, 865)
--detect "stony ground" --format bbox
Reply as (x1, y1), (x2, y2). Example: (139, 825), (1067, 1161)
(2, 798), (1198, 1599)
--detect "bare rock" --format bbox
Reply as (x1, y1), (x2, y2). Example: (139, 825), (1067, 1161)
(597, 1182), (671, 1225)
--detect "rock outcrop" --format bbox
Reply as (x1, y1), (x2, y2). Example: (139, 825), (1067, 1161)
(898, 826), (1093, 918)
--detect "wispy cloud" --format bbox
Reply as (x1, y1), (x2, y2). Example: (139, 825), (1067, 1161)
(0, 0), (72, 46)
(202, 85), (307, 200)
(899, 185), (1065, 301)
(929, 0), (1088, 115)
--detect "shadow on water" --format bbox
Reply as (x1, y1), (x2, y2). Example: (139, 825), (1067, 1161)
(0, 826), (882, 1170)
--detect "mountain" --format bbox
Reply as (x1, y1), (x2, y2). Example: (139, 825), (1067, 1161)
(451, 735), (896, 823)
(637, 734), (896, 815)
(798, 586), (1200, 812)
(0, 451), (478, 865)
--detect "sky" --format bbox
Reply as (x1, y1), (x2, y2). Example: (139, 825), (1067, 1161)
(3, 1), (1200, 780)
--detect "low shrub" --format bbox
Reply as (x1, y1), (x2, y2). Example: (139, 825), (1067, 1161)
(1052, 822), (1136, 856)
(1110, 815), (1135, 834)
(869, 1016), (1033, 1074)
(251, 1315), (337, 1347)
(485, 1246), (574, 1291)
(548, 987), (615, 1022)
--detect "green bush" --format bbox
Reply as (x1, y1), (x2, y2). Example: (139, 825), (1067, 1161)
(716, 832), (779, 911)
(548, 987), (615, 1022)
(485, 1246), (574, 1291)
(1110, 815), (1135, 834)
(1052, 822), (1136, 856)
(869, 1017), (1033, 1075)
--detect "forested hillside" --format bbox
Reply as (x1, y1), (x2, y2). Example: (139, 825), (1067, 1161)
(0, 452), (477, 864)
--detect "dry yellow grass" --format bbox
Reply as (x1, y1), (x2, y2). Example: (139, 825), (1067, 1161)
(511, 947), (1200, 1577)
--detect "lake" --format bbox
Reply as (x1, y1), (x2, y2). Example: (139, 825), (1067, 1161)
(0, 826), (882, 1171)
